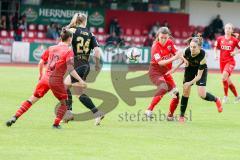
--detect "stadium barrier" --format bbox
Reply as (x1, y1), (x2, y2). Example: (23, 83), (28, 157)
(11, 41), (240, 70)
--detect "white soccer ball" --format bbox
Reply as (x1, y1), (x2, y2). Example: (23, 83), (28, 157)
(126, 47), (141, 63)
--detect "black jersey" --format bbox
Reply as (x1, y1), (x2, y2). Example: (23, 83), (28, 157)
(71, 27), (99, 67)
(184, 47), (207, 70)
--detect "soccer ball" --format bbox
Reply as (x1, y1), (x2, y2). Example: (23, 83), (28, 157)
(126, 47), (141, 63)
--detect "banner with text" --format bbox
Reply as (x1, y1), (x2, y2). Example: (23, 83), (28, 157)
(20, 5), (105, 27)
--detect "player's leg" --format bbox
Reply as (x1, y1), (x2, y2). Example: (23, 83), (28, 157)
(228, 77), (240, 103)
(145, 76), (168, 118)
(64, 75), (73, 110)
(6, 80), (49, 127)
(197, 86), (222, 112)
(221, 62), (235, 103)
(50, 84), (68, 129)
(165, 75), (179, 121)
(53, 99), (67, 129)
(70, 64), (104, 125)
(179, 84), (191, 123)
(196, 69), (222, 112)
(179, 68), (195, 122)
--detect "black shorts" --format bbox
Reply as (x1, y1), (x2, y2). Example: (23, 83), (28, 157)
(183, 67), (207, 86)
(71, 63), (90, 83)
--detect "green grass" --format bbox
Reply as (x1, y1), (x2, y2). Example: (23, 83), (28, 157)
(1, 66), (240, 160)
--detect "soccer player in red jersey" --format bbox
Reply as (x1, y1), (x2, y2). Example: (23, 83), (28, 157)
(214, 23), (240, 103)
(145, 27), (182, 121)
(6, 29), (86, 129)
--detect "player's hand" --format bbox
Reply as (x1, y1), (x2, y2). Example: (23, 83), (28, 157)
(79, 80), (87, 88)
(183, 82), (192, 89)
(173, 54), (180, 60)
(183, 59), (189, 67)
(230, 52), (237, 56)
(165, 70), (173, 76)
(38, 74), (42, 80)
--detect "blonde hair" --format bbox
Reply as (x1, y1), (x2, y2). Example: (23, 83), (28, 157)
(67, 13), (87, 28)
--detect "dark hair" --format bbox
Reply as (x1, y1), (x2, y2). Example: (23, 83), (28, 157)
(186, 33), (203, 46)
(60, 28), (72, 41)
(154, 27), (171, 43)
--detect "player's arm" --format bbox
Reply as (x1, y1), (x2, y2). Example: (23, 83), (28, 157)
(230, 40), (240, 56)
(93, 46), (102, 71)
(91, 34), (101, 71)
(165, 60), (184, 75)
(66, 51), (86, 87)
(184, 56), (206, 87)
(38, 49), (49, 80)
(157, 51), (181, 66)
(187, 69), (204, 87)
(38, 60), (45, 80)
(214, 40), (219, 60)
(67, 62), (87, 88)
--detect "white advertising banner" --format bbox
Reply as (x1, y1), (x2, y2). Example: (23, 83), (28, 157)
(12, 42), (30, 63)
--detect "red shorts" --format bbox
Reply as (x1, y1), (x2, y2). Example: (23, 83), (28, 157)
(33, 78), (67, 100)
(150, 74), (176, 96)
(220, 61), (235, 75)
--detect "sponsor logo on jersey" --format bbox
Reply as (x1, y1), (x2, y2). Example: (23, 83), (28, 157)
(221, 45), (232, 50)
(167, 45), (172, 51)
(154, 53), (161, 60)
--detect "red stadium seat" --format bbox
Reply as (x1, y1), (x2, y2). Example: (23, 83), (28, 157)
(37, 24), (45, 31)
(0, 30), (8, 37)
(124, 36), (132, 42)
(182, 30), (189, 38)
(21, 32), (26, 38)
(37, 32), (46, 39)
(28, 24), (36, 31)
(142, 29), (149, 35)
(90, 27), (97, 34)
(98, 27), (105, 34)
(27, 31), (36, 38)
(189, 25), (196, 32)
(173, 30), (181, 38)
(10, 30), (14, 38)
(133, 29), (141, 36)
(125, 28), (133, 35)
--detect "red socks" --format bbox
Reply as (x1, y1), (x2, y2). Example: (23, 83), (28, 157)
(229, 83), (238, 97)
(54, 104), (67, 126)
(222, 80), (229, 96)
(148, 95), (162, 111)
(169, 97), (179, 116)
(15, 100), (32, 118)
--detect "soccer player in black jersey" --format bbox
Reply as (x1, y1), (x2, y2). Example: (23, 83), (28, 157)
(64, 13), (103, 125)
(169, 36), (223, 123)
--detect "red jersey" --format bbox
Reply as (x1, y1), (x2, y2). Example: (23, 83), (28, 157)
(41, 43), (74, 80)
(216, 36), (240, 63)
(149, 39), (177, 75)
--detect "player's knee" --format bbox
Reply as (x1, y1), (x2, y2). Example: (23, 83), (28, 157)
(175, 92), (179, 99)
(60, 100), (66, 105)
(199, 92), (205, 99)
(222, 73), (229, 81)
(169, 88), (179, 99)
